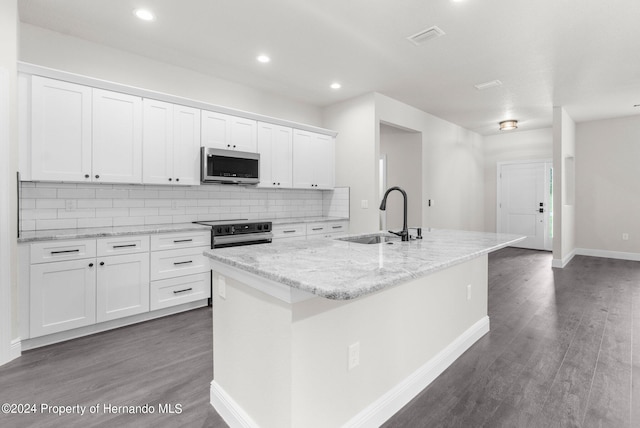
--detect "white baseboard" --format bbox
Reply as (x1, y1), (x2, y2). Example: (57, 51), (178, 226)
(344, 316), (490, 428)
(575, 248), (640, 262)
(210, 380), (260, 428)
(10, 338), (21, 361)
(209, 316), (490, 428)
(552, 249), (576, 268)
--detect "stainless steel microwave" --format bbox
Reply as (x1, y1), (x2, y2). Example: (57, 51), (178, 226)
(200, 147), (260, 184)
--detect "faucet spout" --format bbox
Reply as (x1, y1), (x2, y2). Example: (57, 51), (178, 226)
(379, 186), (409, 241)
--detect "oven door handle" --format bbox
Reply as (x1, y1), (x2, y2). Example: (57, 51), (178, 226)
(213, 232), (273, 247)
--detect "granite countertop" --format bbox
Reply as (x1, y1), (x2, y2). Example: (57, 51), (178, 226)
(17, 223), (212, 243)
(204, 229), (524, 300)
(17, 217), (350, 243)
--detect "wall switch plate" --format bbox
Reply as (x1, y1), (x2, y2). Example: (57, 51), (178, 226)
(467, 284), (472, 300)
(361, 200), (369, 209)
(218, 275), (226, 299)
(622, 233), (629, 241)
(348, 342), (360, 370)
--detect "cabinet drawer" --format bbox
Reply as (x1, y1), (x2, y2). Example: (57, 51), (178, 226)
(97, 235), (150, 257)
(150, 231), (210, 251)
(150, 273), (211, 311)
(272, 223), (306, 239)
(150, 246), (210, 281)
(30, 239), (96, 264)
(306, 221), (349, 238)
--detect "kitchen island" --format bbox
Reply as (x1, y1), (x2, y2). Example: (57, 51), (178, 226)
(204, 229), (524, 428)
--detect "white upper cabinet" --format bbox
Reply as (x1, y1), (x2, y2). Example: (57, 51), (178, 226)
(292, 130), (335, 189)
(143, 100), (200, 185)
(201, 110), (257, 152)
(257, 122), (293, 188)
(92, 89), (143, 183)
(31, 76), (92, 182)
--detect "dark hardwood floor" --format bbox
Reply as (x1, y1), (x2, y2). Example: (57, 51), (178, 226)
(1, 248), (638, 427)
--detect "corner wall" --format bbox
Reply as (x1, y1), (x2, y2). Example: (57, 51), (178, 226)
(575, 115), (640, 258)
(0, 0), (18, 365)
(552, 107), (576, 267)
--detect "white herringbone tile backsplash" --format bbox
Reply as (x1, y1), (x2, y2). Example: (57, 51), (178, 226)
(19, 182), (349, 232)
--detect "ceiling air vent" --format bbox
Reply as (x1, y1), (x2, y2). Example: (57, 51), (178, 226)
(406, 26), (445, 46)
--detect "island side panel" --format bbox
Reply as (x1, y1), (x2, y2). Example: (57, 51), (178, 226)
(212, 272), (293, 428)
(290, 254), (489, 428)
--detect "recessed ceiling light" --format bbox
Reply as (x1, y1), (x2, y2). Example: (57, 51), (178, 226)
(499, 120), (518, 131)
(133, 9), (155, 21)
(256, 55), (271, 63)
(330, 82), (342, 90)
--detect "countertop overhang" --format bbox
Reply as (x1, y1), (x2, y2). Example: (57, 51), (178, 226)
(204, 229), (525, 300)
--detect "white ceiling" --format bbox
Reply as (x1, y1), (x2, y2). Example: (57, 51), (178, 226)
(18, 0), (640, 135)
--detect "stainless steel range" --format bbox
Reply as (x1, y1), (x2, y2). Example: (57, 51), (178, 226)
(193, 219), (273, 249)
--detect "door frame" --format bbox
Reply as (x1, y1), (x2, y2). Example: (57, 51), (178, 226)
(496, 159), (553, 251)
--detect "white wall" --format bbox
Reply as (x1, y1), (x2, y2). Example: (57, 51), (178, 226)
(19, 24), (323, 127)
(552, 107), (576, 267)
(380, 124), (422, 230)
(483, 128), (553, 232)
(0, 0), (18, 365)
(575, 115), (640, 256)
(323, 93), (378, 234)
(375, 93), (484, 232)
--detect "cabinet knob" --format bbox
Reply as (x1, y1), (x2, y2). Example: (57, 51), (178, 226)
(168, 178), (172, 181)
(84, 174), (90, 178)
(233, 145), (236, 148)
(176, 178), (179, 182)
(89, 263), (94, 267)
(273, 182), (276, 185)
(227, 144), (231, 148)
(277, 182), (280, 186)
(99, 261), (105, 266)
(95, 174), (100, 179)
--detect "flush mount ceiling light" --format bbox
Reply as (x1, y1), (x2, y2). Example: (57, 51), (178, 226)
(499, 120), (518, 131)
(474, 80), (503, 90)
(256, 55), (271, 63)
(406, 26), (445, 46)
(330, 82), (342, 90)
(133, 9), (155, 21)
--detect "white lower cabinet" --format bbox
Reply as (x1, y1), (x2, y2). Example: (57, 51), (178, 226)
(150, 272), (210, 311)
(30, 258), (96, 338)
(96, 253), (150, 323)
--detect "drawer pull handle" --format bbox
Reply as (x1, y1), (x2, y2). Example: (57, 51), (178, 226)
(113, 244), (137, 248)
(312, 227), (323, 231)
(332, 226), (343, 229)
(173, 239), (193, 243)
(173, 288), (193, 295)
(174, 260), (193, 265)
(51, 249), (80, 255)
(283, 230), (297, 233)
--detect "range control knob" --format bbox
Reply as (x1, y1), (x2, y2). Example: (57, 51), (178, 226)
(263, 224), (270, 231)
(216, 227), (223, 234)
(225, 226), (231, 233)
(257, 224), (263, 230)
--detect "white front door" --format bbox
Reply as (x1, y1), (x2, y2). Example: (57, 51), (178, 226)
(498, 161), (552, 251)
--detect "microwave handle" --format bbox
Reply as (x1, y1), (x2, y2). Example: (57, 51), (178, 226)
(201, 146), (208, 182)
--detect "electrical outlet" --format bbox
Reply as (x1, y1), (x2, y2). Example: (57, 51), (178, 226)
(467, 284), (472, 300)
(65, 200), (76, 211)
(622, 233), (629, 241)
(361, 200), (369, 209)
(218, 275), (226, 299)
(348, 342), (360, 370)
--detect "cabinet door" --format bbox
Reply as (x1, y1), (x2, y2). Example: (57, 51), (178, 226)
(92, 88), (143, 183)
(230, 117), (257, 152)
(30, 259), (96, 338)
(312, 133), (335, 189)
(257, 122), (292, 188)
(143, 99), (174, 185)
(172, 105), (201, 185)
(96, 253), (150, 322)
(201, 110), (230, 149)
(31, 76), (92, 182)
(292, 129), (315, 189)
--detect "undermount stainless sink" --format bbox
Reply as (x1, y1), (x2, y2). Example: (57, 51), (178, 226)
(337, 235), (400, 245)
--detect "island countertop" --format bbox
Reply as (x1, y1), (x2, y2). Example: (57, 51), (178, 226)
(204, 229), (524, 300)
